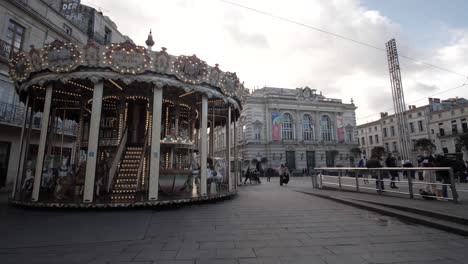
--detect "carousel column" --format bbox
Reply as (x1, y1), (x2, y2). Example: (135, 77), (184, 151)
(149, 84), (163, 200)
(209, 106), (215, 157)
(83, 79), (103, 203)
(32, 84), (53, 201)
(12, 95), (29, 199)
(226, 105), (232, 192)
(233, 117), (238, 189)
(200, 95), (208, 196)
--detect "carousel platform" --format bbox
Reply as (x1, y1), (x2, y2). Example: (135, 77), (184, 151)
(9, 190), (236, 209)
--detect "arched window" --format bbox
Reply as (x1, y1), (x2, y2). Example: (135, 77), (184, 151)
(303, 114), (314, 141)
(282, 113), (293, 140)
(321, 115), (332, 141)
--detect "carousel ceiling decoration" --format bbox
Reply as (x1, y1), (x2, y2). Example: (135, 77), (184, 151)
(9, 39), (247, 108)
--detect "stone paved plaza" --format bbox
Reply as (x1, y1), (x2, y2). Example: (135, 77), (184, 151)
(1, 179), (467, 264)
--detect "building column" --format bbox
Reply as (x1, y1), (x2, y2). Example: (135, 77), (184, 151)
(12, 95), (30, 199)
(149, 84), (163, 200)
(32, 84), (53, 201)
(226, 105), (232, 192)
(83, 79), (103, 203)
(315, 112), (321, 140)
(200, 95), (208, 196)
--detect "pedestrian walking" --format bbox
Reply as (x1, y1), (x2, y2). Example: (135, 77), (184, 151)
(367, 154), (383, 192)
(266, 167), (272, 182)
(243, 166), (252, 184)
(279, 164), (289, 186)
(358, 156), (368, 184)
(385, 153), (398, 189)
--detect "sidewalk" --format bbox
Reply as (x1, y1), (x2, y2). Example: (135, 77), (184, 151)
(288, 177), (468, 221)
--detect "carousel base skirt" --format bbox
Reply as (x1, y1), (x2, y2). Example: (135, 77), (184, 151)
(9, 190), (236, 209)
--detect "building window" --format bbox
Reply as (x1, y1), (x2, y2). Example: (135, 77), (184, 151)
(104, 26), (112, 44)
(242, 125), (246, 141)
(6, 20), (25, 57)
(357, 138), (360, 145)
(390, 126), (395, 137)
(442, 147), (448, 154)
(368, 127), (372, 132)
(302, 114), (314, 141)
(462, 119), (468, 133)
(418, 112), (422, 117)
(408, 114), (412, 118)
(385, 143), (390, 152)
(320, 115), (332, 141)
(461, 108), (465, 114)
(438, 123), (445, 136)
(451, 120), (458, 135)
(418, 120), (424, 132)
(451, 110), (455, 116)
(361, 137), (365, 146)
(369, 135), (373, 145)
(63, 24), (72, 36)
(254, 126), (261, 141)
(392, 142), (398, 152)
(409, 122), (415, 133)
(438, 113), (442, 118)
(375, 135), (379, 144)
(383, 127), (388, 137)
(282, 113), (293, 140)
(374, 126), (377, 132)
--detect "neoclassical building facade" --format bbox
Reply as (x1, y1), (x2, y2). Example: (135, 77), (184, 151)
(213, 86), (358, 173)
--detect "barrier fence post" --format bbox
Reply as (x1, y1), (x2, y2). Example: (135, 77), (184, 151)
(377, 170), (382, 194)
(449, 168), (459, 203)
(319, 170), (323, 188)
(355, 169), (360, 192)
(407, 169), (414, 199)
(338, 170), (342, 190)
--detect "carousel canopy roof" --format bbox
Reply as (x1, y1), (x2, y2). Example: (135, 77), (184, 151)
(9, 39), (249, 109)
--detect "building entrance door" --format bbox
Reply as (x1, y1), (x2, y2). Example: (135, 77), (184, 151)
(306, 151), (315, 173)
(285, 151), (296, 170)
(0, 142), (11, 188)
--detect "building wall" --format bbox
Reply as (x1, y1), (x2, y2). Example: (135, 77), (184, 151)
(357, 98), (468, 164)
(0, 0), (129, 191)
(215, 87), (358, 172)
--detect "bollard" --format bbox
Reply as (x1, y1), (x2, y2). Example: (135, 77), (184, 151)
(338, 170), (342, 190)
(319, 170), (323, 188)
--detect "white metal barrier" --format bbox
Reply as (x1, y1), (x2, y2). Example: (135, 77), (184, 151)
(311, 167), (459, 203)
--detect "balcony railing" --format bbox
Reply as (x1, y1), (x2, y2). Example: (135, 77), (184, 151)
(0, 39), (20, 60)
(0, 101), (77, 135)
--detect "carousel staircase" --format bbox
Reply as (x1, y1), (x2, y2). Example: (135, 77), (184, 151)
(111, 146), (143, 201)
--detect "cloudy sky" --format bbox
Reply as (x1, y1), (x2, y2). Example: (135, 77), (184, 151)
(82, 0), (468, 124)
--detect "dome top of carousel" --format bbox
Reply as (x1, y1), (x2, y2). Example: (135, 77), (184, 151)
(8, 38), (250, 109)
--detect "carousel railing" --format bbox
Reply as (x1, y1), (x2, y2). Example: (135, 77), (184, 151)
(136, 130), (149, 192)
(107, 126), (128, 192)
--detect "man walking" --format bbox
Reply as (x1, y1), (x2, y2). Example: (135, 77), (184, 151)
(367, 154), (383, 192)
(385, 153), (398, 189)
(358, 156), (368, 184)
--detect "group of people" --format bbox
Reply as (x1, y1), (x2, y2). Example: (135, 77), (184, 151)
(358, 152), (468, 200)
(243, 164), (290, 186)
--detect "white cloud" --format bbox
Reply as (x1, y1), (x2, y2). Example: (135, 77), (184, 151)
(82, 0), (468, 124)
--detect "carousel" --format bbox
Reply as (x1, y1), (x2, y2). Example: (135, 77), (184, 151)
(8, 32), (246, 208)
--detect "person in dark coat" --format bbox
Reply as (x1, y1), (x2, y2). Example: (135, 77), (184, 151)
(367, 155), (384, 192)
(243, 167), (252, 184)
(385, 154), (398, 189)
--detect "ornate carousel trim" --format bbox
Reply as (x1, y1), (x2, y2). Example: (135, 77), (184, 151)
(9, 191), (237, 209)
(10, 39), (249, 108)
(19, 71), (241, 110)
